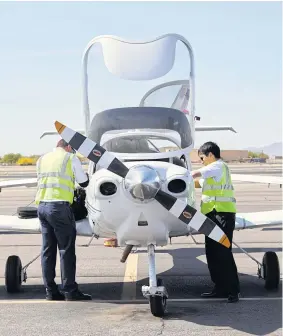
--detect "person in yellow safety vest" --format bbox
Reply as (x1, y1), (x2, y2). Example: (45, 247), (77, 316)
(191, 141), (240, 303)
(35, 139), (92, 301)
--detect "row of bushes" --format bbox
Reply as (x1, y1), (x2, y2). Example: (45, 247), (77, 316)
(0, 154), (40, 165)
(0, 153), (87, 165)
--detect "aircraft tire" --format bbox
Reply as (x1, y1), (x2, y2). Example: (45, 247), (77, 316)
(149, 278), (167, 317)
(262, 251), (280, 290)
(17, 206), (38, 219)
(5, 255), (22, 293)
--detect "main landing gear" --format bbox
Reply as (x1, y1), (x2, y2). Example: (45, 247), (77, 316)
(232, 242), (280, 290)
(141, 244), (168, 317)
(189, 231), (280, 291)
(5, 253), (41, 293)
(5, 206), (41, 293)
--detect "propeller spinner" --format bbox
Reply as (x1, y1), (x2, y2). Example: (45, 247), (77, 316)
(55, 121), (230, 248)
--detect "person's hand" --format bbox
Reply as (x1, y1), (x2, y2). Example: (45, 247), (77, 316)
(191, 170), (201, 179)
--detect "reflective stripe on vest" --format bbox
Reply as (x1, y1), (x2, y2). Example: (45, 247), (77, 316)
(37, 172), (73, 181)
(202, 184), (234, 191)
(37, 152), (72, 181)
(201, 161), (236, 215)
(37, 152), (74, 189)
(35, 150), (75, 204)
(201, 196), (236, 203)
(37, 183), (73, 193)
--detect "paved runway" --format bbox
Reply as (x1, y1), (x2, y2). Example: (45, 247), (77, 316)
(0, 166), (282, 335)
(0, 163), (282, 179)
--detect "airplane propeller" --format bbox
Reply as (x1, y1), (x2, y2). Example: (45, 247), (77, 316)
(55, 121), (230, 248)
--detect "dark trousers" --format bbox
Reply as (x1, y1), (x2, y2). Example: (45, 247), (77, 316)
(205, 209), (240, 295)
(38, 201), (78, 293)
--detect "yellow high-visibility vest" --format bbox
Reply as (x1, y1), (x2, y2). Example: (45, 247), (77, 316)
(35, 148), (75, 204)
(201, 161), (236, 215)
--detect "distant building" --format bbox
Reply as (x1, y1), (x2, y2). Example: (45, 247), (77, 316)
(159, 147), (249, 163)
(190, 149), (249, 163)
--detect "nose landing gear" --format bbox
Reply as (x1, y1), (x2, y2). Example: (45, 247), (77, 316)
(142, 244), (168, 317)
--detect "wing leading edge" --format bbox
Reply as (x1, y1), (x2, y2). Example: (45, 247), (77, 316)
(0, 210), (281, 237)
(0, 215), (93, 236)
(0, 178), (37, 191)
(235, 210), (282, 230)
(231, 174), (282, 186)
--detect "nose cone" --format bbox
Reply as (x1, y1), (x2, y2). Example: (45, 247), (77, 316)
(124, 165), (161, 202)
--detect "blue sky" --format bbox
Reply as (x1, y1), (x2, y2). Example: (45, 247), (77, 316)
(0, 1), (281, 156)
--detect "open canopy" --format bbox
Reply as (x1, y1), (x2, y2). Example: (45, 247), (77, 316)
(88, 106), (193, 160)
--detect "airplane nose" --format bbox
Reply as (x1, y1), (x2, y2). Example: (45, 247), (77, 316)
(124, 165), (161, 202)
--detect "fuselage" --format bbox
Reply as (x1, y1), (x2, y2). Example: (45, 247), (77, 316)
(86, 160), (196, 246)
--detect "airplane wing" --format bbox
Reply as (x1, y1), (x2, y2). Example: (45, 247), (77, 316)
(235, 210), (282, 230)
(0, 209), (281, 238)
(171, 209), (282, 238)
(0, 215), (93, 236)
(40, 130), (85, 139)
(195, 126), (236, 133)
(0, 177), (84, 191)
(231, 174), (282, 185)
(0, 178), (37, 191)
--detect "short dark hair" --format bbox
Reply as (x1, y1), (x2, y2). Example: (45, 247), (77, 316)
(57, 139), (70, 148)
(198, 141), (221, 159)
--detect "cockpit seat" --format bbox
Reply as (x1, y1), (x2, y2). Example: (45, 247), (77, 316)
(103, 138), (186, 168)
(103, 138), (157, 153)
(172, 157), (186, 168)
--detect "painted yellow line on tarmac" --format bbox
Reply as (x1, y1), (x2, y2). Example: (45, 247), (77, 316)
(121, 253), (139, 300)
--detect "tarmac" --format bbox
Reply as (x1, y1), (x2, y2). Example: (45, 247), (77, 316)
(0, 164), (282, 335)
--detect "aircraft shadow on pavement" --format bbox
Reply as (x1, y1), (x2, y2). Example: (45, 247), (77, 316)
(0, 245), (281, 335)
(135, 246), (282, 336)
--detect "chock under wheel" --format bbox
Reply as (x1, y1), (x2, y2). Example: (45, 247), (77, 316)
(104, 238), (118, 247)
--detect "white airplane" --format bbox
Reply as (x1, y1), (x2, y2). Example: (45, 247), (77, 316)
(0, 34), (281, 317)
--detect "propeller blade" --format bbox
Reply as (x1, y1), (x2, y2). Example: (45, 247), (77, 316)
(154, 189), (230, 248)
(55, 121), (230, 248)
(54, 121), (129, 178)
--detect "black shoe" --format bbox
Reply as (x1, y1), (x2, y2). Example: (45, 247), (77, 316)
(201, 289), (227, 298)
(227, 293), (240, 303)
(64, 289), (92, 301)
(46, 290), (65, 301)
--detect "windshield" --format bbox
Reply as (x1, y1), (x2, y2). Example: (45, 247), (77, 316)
(140, 81), (190, 113)
(103, 135), (179, 154)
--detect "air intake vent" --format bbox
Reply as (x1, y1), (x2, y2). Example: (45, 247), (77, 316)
(168, 179), (186, 193)
(100, 182), (117, 196)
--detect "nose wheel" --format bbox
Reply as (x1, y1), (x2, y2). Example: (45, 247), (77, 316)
(149, 278), (167, 317)
(142, 244), (168, 317)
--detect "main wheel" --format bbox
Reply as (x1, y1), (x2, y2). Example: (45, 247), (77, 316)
(5, 255), (23, 293)
(262, 251), (280, 290)
(149, 278), (167, 317)
(17, 207), (38, 219)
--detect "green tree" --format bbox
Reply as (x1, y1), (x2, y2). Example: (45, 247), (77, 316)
(258, 152), (269, 159)
(248, 151), (269, 159)
(248, 151), (257, 158)
(2, 153), (22, 164)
